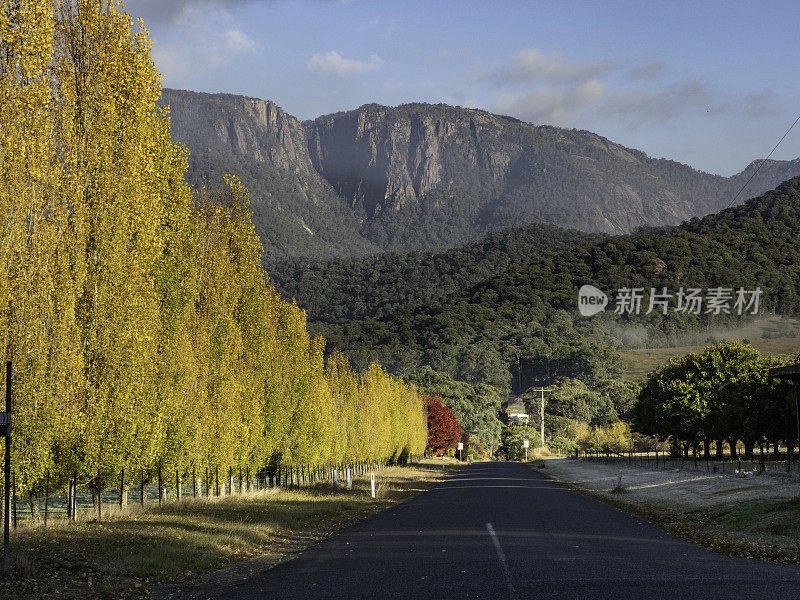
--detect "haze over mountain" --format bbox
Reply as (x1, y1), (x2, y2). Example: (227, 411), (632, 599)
(160, 88), (800, 259)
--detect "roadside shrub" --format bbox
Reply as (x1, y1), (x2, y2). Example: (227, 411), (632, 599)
(500, 427), (541, 461)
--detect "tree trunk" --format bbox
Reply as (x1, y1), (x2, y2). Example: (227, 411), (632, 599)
(715, 440), (725, 458)
(67, 480), (74, 520)
(703, 440), (711, 459)
(743, 441), (755, 460)
(728, 440), (738, 459)
(92, 490), (102, 521)
(28, 497), (42, 527)
(119, 469), (127, 509)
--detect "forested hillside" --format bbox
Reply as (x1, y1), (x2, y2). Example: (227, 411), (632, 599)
(324, 177), (800, 401)
(269, 223), (605, 330)
(162, 89), (800, 259)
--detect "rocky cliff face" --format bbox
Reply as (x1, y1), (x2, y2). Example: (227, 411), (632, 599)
(160, 89), (324, 198)
(160, 89), (800, 258)
(308, 104), (512, 216)
(160, 89), (378, 259)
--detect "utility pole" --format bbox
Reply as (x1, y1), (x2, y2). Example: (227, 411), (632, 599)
(529, 387), (552, 445)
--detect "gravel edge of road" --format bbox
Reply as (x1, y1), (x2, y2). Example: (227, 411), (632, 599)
(526, 461), (800, 566)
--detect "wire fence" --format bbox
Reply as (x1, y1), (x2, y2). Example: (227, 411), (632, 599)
(575, 447), (800, 480)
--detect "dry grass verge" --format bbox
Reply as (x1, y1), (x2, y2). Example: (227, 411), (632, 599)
(530, 458), (800, 564)
(0, 459), (461, 600)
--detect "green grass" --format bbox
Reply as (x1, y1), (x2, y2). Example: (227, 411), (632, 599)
(0, 460), (459, 600)
(662, 498), (800, 563)
(620, 316), (800, 381)
(712, 497), (800, 537)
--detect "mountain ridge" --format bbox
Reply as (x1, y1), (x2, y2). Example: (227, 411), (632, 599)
(160, 88), (800, 258)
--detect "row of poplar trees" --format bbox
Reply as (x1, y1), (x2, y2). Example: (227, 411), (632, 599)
(0, 0), (427, 510)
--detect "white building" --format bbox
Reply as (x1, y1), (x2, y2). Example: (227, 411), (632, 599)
(508, 412), (530, 426)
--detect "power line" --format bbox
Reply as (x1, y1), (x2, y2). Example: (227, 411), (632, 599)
(726, 113), (800, 210)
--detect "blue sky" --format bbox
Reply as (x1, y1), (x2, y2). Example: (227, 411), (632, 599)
(125, 0), (800, 176)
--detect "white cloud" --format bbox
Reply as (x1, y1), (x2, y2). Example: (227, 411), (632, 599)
(307, 51), (382, 76)
(490, 47), (613, 85)
(149, 7), (258, 84)
(221, 28), (256, 53)
(625, 61), (667, 81)
(490, 78), (714, 128)
(482, 48), (766, 129)
(493, 80), (608, 127)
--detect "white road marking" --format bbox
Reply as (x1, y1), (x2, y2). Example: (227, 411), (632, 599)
(486, 522), (516, 598)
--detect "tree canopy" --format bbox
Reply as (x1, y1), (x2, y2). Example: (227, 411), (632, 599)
(632, 342), (795, 456)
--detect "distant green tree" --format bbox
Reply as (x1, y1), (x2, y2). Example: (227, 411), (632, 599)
(632, 342), (795, 457)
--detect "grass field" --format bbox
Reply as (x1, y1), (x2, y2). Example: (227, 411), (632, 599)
(0, 459), (460, 600)
(619, 316), (800, 381)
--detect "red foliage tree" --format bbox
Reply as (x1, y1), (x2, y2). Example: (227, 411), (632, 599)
(424, 394), (463, 455)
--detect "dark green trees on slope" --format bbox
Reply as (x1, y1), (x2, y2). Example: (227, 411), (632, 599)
(324, 176), (800, 400)
(268, 223), (604, 331)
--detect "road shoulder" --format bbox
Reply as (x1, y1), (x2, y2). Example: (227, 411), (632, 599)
(528, 457), (800, 565)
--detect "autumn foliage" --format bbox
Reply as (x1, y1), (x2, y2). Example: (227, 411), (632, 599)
(424, 394), (463, 455)
(0, 0), (427, 508)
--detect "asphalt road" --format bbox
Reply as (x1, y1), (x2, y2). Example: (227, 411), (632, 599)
(204, 462), (800, 599)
